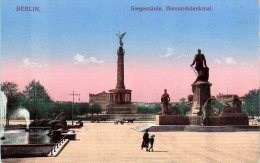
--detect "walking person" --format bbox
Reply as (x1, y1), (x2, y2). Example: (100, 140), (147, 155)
(141, 129), (149, 151)
(148, 134), (155, 152)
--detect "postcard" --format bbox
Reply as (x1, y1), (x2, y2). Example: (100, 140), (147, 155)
(0, 0), (259, 163)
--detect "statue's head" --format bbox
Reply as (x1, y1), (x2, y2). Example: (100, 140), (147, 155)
(198, 49), (201, 54)
(164, 89), (167, 93)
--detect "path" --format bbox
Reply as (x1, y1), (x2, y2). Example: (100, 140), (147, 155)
(3, 122), (260, 163)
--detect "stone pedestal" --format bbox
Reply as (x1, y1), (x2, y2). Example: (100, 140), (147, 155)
(206, 113), (249, 126)
(107, 89), (136, 114)
(156, 115), (202, 125)
(106, 103), (136, 114)
(155, 114), (248, 126)
(191, 81), (212, 116)
(109, 89), (132, 104)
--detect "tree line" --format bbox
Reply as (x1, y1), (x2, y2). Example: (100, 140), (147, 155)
(1, 80), (259, 123)
(136, 98), (192, 115)
(1, 80), (102, 124)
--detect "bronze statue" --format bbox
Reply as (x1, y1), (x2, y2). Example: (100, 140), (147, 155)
(201, 97), (214, 125)
(116, 32), (126, 47)
(49, 110), (67, 130)
(161, 89), (170, 115)
(190, 49), (209, 83)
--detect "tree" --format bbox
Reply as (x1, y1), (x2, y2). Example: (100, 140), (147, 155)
(1, 81), (21, 125)
(23, 79), (52, 121)
(74, 103), (89, 115)
(169, 98), (192, 115)
(89, 104), (102, 115)
(136, 104), (161, 114)
(242, 89), (259, 117)
(212, 100), (224, 114)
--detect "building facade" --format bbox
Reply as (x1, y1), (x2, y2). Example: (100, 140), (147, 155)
(89, 91), (110, 113)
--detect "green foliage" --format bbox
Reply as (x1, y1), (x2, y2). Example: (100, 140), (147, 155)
(1, 80), (91, 121)
(89, 103), (102, 115)
(49, 102), (89, 120)
(242, 89), (259, 117)
(169, 98), (192, 115)
(22, 79), (52, 120)
(212, 100), (225, 114)
(23, 79), (51, 101)
(136, 104), (161, 114)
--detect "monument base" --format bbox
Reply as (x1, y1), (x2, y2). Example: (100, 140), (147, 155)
(191, 81), (212, 116)
(156, 115), (202, 125)
(156, 113), (249, 126)
(205, 113), (249, 126)
(106, 103), (136, 114)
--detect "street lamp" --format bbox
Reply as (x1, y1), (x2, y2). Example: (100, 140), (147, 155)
(69, 91), (80, 125)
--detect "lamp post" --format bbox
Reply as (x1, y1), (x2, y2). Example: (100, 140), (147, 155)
(69, 91), (80, 125)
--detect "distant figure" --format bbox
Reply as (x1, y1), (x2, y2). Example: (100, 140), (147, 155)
(161, 89), (170, 115)
(141, 129), (149, 151)
(148, 134), (155, 152)
(123, 117), (135, 124)
(190, 49), (209, 84)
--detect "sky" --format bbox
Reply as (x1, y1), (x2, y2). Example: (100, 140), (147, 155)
(1, 0), (259, 102)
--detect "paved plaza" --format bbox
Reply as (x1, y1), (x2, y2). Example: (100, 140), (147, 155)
(2, 122), (260, 163)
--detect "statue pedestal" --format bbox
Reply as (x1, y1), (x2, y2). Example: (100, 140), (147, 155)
(107, 89), (136, 114)
(190, 81), (212, 116)
(155, 115), (202, 125)
(155, 114), (248, 126)
(106, 103), (136, 114)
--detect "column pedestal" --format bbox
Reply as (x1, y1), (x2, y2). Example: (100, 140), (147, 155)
(190, 81), (212, 116)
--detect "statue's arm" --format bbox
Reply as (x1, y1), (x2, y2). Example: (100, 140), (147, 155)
(190, 56), (196, 67)
(168, 95), (170, 102)
(203, 55), (208, 67)
(55, 113), (61, 120)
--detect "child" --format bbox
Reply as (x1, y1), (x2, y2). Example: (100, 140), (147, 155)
(148, 134), (155, 152)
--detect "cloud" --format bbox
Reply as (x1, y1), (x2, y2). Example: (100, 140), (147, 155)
(241, 62), (255, 68)
(160, 48), (189, 59)
(88, 57), (105, 64)
(213, 59), (223, 64)
(74, 54), (105, 65)
(74, 54), (87, 64)
(161, 48), (173, 58)
(213, 57), (237, 65)
(22, 58), (48, 69)
(223, 57), (237, 65)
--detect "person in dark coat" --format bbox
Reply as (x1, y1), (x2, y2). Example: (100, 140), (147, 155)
(141, 129), (149, 151)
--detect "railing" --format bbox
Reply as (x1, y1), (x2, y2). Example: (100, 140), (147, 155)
(80, 114), (156, 121)
(49, 136), (65, 156)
